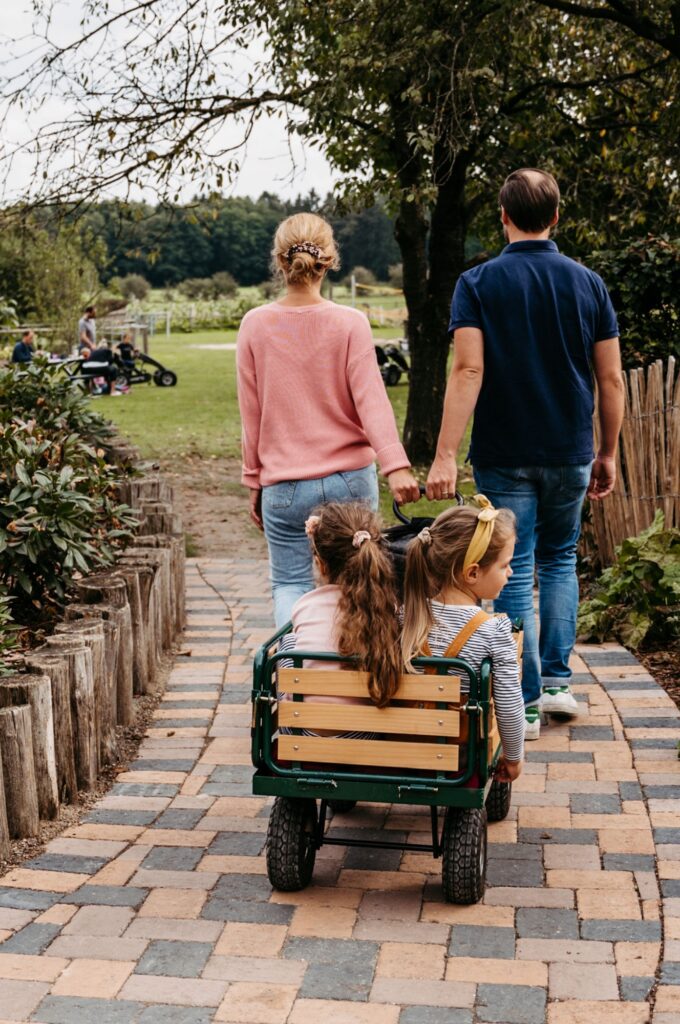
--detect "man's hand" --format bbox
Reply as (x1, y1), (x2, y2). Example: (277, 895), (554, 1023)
(426, 456), (458, 501)
(249, 488), (264, 530)
(495, 756), (523, 783)
(587, 455), (616, 500)
(387, 469), (421, 506)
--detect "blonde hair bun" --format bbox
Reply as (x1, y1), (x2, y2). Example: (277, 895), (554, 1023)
(272, 212), (340, 286)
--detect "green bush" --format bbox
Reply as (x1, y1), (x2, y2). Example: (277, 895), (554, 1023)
(0, 592), (17, 667)
(0, 362), (139, 627)
(577, 510), (680, 649)
(118, 274), (150, 301)
(588, 235), (680, 369)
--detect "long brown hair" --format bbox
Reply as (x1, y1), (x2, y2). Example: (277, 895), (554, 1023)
(401, 504), (516, 670)
(308, 502), (401, 707)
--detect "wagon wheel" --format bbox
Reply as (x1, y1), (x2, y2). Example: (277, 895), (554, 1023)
(486, 779), (512, 822)
(441, 806), (487, 904)
(328, 800), (356, 813)
(266, 797), (317, 891)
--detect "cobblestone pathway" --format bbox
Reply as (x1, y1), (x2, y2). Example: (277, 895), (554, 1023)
(0, 557), (679, 1024)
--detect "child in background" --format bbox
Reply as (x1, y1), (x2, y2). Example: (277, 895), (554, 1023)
(401, 496), (525, 781)
(277, 502), (402, 734)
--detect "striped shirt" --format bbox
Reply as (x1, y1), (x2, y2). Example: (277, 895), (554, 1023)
(424, 602), (525, 762)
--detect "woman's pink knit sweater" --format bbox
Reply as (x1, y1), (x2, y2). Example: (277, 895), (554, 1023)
(236, 300), (410, 488)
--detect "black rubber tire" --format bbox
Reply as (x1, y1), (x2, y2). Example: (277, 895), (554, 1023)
(328, 800), (356, 813)
(441, 807), (488, 904)
(384, 365), (401, 387)
(266, 797), (317, 891)
(154, 370), (177, 387)
(486, 779), (512, 822)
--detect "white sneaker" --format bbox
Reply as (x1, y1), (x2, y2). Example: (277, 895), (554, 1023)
(524, 704), (541, 740)
(542, 684), (579, 718)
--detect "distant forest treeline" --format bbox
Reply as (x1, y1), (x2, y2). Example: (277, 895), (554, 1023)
(82, 192), (411, 287)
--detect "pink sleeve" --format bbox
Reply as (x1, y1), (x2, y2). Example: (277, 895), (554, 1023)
(236, 319), (262, 488)
(346, 314), (411, 475)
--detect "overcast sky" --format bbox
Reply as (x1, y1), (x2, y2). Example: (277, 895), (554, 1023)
(1, 1), (337, 203)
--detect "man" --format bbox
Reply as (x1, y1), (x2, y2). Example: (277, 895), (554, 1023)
(81, 339), (118, 395)
(11, 329), (35, 364)
(427, 168), (624, 740)
(78, 306), (97, 353)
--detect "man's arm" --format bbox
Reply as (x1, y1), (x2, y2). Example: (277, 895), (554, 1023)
(426, 327), (484, 500)
(588, 337), (624, 500)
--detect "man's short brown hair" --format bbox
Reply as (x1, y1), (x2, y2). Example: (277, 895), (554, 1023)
(500, 168), (560, 233)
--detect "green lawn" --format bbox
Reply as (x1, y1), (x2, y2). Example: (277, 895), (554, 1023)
(102, 327), (468, 522)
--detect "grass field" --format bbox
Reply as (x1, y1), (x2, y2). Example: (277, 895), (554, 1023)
(102, 326), (467, 522)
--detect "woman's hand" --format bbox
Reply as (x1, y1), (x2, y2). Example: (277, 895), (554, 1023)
(495, 756), (523, 783)
(249, 488), (264, 530)
(387, 469), (421, 506)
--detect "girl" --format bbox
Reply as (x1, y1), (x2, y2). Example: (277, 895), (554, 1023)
(401, 497), (525, 781)
(236, 212), (419, 628)
(278, 502), (402, 734)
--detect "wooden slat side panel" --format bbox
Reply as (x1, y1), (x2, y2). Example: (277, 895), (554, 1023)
(278, 702), (460, 737)
(278, 735), (459, 771)
(277, 668), (461, 702)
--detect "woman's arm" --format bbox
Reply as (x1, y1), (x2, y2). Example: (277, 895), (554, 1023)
(236, 326), (263, 491)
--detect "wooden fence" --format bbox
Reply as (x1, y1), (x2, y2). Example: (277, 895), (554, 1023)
(587, 357), (679, 566)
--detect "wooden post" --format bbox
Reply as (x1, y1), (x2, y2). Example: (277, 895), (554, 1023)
(0, 705), (40, 838)
(0, 753), (9, 859)
(55, 619), (115, 767)
(42, 637), (97, 791)
(0, 674), (59, 820)
(23, 652), (78, 805)
(111, 565), (153, 694)
(118, 554), (160, 687)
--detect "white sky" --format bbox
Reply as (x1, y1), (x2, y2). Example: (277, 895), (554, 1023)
(1, 1), (338, 203)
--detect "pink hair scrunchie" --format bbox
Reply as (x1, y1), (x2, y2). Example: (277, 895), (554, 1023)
(352, 530), (371, 548)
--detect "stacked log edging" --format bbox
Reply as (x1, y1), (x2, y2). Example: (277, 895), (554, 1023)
(0, 465), (185, 859)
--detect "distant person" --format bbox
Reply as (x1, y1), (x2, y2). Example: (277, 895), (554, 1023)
(116, 333), (137, 371)
(11, 329), (35, 364)
(237, 211), (420, 627)
(78, 306), (97, 353)
(82, 339), (118, 395)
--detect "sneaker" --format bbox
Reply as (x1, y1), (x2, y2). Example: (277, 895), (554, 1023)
(524, 704), (541, 741)
(542, 684), (579, 718)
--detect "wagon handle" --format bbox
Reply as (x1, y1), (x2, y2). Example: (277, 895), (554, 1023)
(392, 485), (465, 525)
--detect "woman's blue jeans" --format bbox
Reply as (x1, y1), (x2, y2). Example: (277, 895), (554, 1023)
(262, 464), (379, 628)
(473, 464), (591, 706)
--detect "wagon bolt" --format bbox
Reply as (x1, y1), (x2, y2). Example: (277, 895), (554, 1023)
(438, 685), (444, 691)
(438, 720), (443, 725)
(294, 711), (299, 717)
(294, 677), (300, 683)
(437, 754), (443, 759)
(294, 745), (299, 750)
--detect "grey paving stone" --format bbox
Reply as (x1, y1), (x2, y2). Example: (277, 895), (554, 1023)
(599, 680), (659, 691)
(25, 854), (107, 875)
(655, 829), (680, 844)
(516, 908), (579, 939)
(32, 996), (143, 1023)
(61, 885), (148, 908)
(110, 783), (179, 798)
(449, 925), (516, 959)
(0, 923), (61, 954)
(0, 888), (58, 911)
(130, 759), (196, 772)
(486, 859), (543, 888)
(631, 739), (678, 750)
(643, 786), (680, 799)
(202, 782), (253, 797)
(661, 880), (680, 898)
(219, 689), (251, 704)
(137, 1008), (213, 1024)
(208, 832), (265, 857)
(152, 809), (204, 830)
(525, 752), (593, 763)
(142, 847), (203, 871)
(201, 898), (293, 924)
(150, 718), (211, 729)
(135, 939), (213, 978)
(205, 874), (271, 902)
(284, 936), (378, 966)
(661, 963), (680, 984)
(570, 726), (615, 741)
(619, 783), (643, 801)
(581, 920), (661, 941)
(565, 673), (594, 684)
(623, 717), (680, 729)
(621, 976), (655, 1000)
(519, 829), (597, 845)
(487, 843), (542, 862)
(209, 766), (253, 784)
(603, 854), (656, 872)
(160, 701), (215, 710)
(344, 846), (403, 871)
(476, 983), (546, 1024)
(300, 964), (372, 1002)
(570, 794), (621, 815)
(400, 1010), (472, 1024)
(83, 809), (158, 826)
(581, 651), (640, 666)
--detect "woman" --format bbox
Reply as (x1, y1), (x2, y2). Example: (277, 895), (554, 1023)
(237, 211), (419, 627)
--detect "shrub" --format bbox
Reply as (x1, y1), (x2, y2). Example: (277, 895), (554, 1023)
(387, 263), (403, 289)
(118, 273), (150, 301)
(211, 271), (238, 297)
(178, 277), (214, 300)
(345, 265), (377, 287)
(258, 280), (281, 300)
(577, 510), (680, 649)
(588, 235), (680, 369)
(0, 592), (17, 668)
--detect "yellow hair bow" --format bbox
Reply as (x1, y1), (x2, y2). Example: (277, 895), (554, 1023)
(463, 494), (499, 571)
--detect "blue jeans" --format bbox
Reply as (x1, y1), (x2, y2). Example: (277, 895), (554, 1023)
(473, 464), (591, 706)
(262, 464), (379, 628)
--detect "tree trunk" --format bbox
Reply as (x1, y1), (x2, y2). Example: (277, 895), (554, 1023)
(23, 653), (78, 805)
(41, 637), (97, 791)
(0, 705), (40, 838)
(398, 156), (470, 465)
(0, 674), (59, 820)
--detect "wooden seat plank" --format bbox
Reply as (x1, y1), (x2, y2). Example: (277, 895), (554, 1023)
(278, 702), (460, 737)
(278, 734), (459, 771)
(277, 668), (460, 702)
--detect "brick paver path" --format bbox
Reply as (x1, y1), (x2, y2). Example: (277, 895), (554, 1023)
(1, 557), (679, 1024)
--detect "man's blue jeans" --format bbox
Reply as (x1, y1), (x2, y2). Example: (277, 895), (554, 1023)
(262, 464), (379, 628)
(473, 464), (591, 706)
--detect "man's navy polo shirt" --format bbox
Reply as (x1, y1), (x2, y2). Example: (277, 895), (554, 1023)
(449, 240), (618, 467)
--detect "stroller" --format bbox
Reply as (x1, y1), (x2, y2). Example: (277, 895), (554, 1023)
(375, 342), (410, 386)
